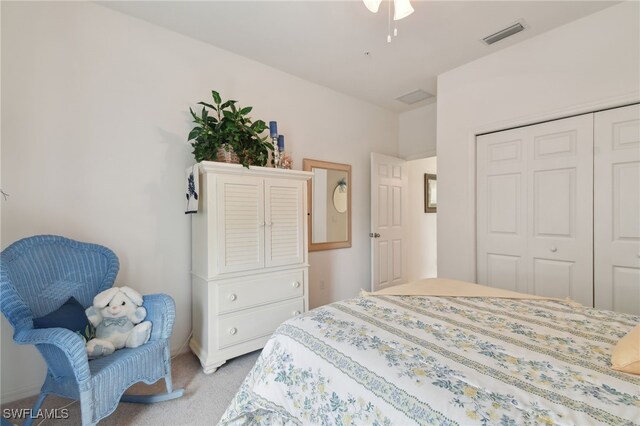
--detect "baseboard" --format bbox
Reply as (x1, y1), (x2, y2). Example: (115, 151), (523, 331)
(1, 383), (41, 405)
(2, 336), (195, 405)
(171, 344), (193, 358)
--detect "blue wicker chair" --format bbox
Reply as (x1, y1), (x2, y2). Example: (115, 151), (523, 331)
(0, 235), (183, 426)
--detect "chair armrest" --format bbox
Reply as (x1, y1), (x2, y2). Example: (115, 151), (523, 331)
(13, 327), (90, 385)
(143, 294), (176, 341)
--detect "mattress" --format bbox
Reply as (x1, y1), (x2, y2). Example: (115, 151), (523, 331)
(219, 293), (639, 425)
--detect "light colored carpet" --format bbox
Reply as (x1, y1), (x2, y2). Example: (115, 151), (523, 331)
(1, 350), (260, 426)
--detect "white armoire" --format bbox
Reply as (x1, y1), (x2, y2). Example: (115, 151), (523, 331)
(477, 103), (640, 314)
(189, 161), (312, 373)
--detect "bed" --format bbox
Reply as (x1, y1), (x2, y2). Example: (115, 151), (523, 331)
(219, 279), (640, 425)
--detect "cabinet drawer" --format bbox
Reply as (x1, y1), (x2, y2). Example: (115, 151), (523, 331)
(217, 271), (304, 314)
(217, 299), (304, 349)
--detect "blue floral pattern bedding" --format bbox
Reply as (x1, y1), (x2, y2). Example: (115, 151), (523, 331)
(219, 295), (640, 425)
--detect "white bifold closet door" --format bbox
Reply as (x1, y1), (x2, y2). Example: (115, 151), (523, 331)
(477, 114), (594, 307)
(594, 104), (640, 315)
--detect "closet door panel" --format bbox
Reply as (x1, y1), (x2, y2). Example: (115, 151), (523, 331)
(613, 163), (640, 240)
(594, 104), (640, 315)
(478, 114), (593, 305)
(533, 258), (574, 299)
(477, 129), (528, 293)
(487, 174), (520, 234)
(526, 114), (593, 306)
(612, 267), (640, 315)
(532, 168), (575, 237)
(486, 254), (521, 292)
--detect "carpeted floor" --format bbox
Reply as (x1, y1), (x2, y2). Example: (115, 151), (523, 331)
(1, 350), (260, 426)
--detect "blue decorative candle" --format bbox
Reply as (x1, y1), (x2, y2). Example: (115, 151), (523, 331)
(269, 121), (278, 138)
(277, 135), (284, 151)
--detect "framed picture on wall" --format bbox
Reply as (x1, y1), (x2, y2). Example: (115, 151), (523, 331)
(424, 173), (437, 213)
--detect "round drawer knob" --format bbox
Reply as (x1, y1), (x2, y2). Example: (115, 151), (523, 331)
(228, 293), (237, 301)
(292, 281), (301, 288)
(292, 310), (301, 316)
(550, 247), (557, 253)
(229, 327), (237, 335)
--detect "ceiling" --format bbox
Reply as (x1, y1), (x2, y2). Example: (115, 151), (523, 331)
(100, 1), (617, 112)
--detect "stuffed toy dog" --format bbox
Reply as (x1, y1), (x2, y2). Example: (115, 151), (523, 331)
(85, 286), (152, 358)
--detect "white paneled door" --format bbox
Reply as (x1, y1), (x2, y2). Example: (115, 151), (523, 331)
(371, 153), (408, 291)
(594, 104), (640, 315)
(527, 116), (593, 306)
(477, 114), (594, 306)
(476, 127), (528, 294)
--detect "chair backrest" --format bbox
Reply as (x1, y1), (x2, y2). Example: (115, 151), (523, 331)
(0, 235), (119, 330)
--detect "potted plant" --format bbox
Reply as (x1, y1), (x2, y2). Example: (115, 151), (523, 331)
(188, 90), (272, 168)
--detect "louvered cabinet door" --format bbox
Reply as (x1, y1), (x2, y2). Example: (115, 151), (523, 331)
(264, 178), (305, 267)
(216, 174), (265, 273)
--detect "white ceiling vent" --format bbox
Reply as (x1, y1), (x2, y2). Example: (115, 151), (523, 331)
(395, 89), (433, 105)
(483, 22), (525, 45)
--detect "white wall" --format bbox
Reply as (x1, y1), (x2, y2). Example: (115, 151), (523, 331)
(398, 103), (436, 160)
(406, 157), (437, 281)
(437, 2), (640, 282)
(0, 2), (398, 402)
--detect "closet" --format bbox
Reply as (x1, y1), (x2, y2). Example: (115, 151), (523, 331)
(477, 104), (639, 314)
(190, 161), (312, 373)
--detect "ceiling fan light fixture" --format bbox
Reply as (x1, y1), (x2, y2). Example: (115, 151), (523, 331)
(363, 0), (383, 13)
(393, 0), (414, 21)
(363, 0), (413, 42)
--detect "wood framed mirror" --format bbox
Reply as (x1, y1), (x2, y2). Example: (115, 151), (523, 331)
(303, 159), (352, 251)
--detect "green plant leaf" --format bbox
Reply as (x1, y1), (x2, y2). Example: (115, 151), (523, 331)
(211, 90), (221, 105)
(251, 120), (267, 133)
(221, 100), (237, 110)
(188, 128), (202, 140)
(198, 101), (217, 111)
(188, 90), (274, 165)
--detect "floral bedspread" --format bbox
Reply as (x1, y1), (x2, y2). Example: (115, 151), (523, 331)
(219, 295), (640, 425)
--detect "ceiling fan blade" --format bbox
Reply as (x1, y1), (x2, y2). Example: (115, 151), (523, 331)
(363, 0), (383, 13)
(393, 0), (414, 20)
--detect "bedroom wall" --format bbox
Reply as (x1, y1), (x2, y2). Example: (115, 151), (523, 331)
(406, 156), (437, 281)
(0, 2), (398, 402)
(437, 1), (640, 282)
(398, 103), (437, 160)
